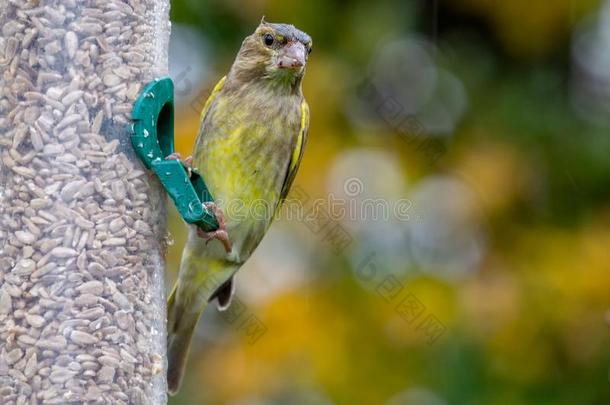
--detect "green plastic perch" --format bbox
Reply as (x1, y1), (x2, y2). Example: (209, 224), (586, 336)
(131, 77), (219, 231)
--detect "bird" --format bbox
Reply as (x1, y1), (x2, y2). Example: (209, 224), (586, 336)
(165, 18), (312, 395)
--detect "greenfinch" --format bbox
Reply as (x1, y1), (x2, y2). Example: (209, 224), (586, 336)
(166, 19), (312, 394)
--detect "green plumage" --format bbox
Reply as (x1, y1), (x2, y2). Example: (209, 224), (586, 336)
(167, 20), (311, 394)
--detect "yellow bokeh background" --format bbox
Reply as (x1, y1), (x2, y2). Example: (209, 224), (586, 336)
(167, 0), (610, 403)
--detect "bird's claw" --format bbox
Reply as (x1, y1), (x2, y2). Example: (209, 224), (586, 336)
(196, 203), (232, 254)
(165, 152), (193, 176)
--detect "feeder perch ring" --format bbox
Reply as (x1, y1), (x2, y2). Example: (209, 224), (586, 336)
(131, 77), (219, 231)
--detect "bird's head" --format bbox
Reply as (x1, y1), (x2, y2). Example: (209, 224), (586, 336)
(230, 18), (312, 88)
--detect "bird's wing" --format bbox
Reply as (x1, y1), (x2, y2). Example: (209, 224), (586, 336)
(199, 75), (227, 122)
(279, 99), (309, 202)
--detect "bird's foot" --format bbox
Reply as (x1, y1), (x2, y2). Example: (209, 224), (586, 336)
(197, 202), (232, 254)
(165, 152), (193, 176)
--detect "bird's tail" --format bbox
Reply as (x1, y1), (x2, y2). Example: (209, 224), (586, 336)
(166, 281), (206, 395)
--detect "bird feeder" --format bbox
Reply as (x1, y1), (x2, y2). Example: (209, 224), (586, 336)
(0, 1), (171, 403)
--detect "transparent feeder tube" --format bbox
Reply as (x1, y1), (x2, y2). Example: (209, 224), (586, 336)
(0, 1), (170, 404)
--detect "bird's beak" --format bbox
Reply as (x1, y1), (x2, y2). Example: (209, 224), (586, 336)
(278, 41), (306, 69)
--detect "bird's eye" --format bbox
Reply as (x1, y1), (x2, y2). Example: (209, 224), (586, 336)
(307, 45), (312, 54)
(263, 34), (274, 46)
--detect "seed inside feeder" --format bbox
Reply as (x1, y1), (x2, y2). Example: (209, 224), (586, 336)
(0, 0), (170, 403)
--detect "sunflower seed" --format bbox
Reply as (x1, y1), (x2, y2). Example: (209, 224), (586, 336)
(70, 330), (99, 345)
(64, 31), (78, 59)
(25, 314), (45, 328)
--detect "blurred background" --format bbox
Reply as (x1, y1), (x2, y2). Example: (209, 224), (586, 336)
(166, 0), (610, 404)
